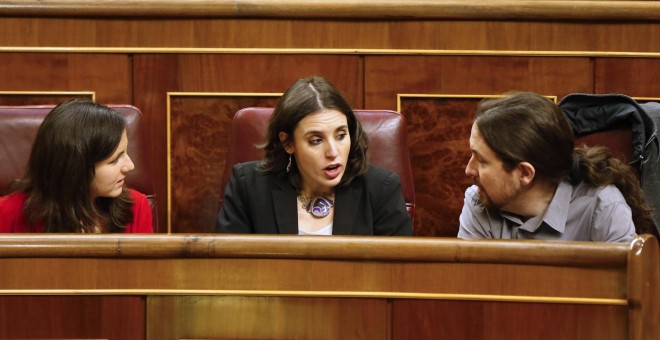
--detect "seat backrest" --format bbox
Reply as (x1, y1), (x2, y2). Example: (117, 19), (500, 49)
(559, 93), (660, 238)
(0, 105), (159, 231)
(220, 107), (416, 224)
(574, 127), (635, 169)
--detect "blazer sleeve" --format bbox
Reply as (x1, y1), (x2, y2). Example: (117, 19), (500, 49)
(216, 164), (255, 233)
(126, 190), (154, 233)
(372, 171), (413, 236)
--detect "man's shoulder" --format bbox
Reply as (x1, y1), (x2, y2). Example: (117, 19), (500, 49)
(464, 185), (482, 206)
(572, 181), (626, 204)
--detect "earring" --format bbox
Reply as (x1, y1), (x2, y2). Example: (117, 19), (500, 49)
(286, 154), (292, 173)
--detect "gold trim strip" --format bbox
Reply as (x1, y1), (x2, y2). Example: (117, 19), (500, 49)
(166, 94), (172, 234)
(165, 92), (281, 233)
(396, 94), (558, 113)
(396, 94), (659, 113)
(2, 47), (660, 58)
(0, 289), (627, 305)
(633, 97), (660, 102)
(167, 92), (282, 97)
(0, 91), (96, 101)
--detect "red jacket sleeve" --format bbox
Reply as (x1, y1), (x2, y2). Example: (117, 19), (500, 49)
(125, 189), (154, 233)
(0, 192), (34, 233)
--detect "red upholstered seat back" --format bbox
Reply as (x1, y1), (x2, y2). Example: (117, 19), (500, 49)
(574, 127), (636, 175)
(220, 107), (416, 224)
(0, 105), (159, 231)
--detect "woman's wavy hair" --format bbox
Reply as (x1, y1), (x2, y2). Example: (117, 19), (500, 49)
(259, 76), (369, 190)
(15, 100), (134, 232)
(475, 92), (654, 234)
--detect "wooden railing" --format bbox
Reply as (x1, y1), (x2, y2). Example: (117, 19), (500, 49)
(0, 0), (660, 21)
(0, 234), (657, 339)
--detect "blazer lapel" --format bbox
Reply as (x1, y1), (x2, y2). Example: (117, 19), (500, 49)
(273, 175), (298, 234)
(332, 184), (360, 235)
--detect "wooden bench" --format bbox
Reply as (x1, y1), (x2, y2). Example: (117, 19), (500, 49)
(0, 234), (657, 339)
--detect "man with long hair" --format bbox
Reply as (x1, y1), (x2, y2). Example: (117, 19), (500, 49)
(459, 92), (653, 242)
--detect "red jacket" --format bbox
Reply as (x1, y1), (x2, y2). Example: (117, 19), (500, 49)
(0, 190), (153, 233)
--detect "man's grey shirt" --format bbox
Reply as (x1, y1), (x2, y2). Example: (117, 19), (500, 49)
(458, 181), (636, 243)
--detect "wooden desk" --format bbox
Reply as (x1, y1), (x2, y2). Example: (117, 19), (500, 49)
(0, 234), (657, 339)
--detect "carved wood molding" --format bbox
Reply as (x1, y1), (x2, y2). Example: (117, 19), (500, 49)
(0, 0), (659, 21)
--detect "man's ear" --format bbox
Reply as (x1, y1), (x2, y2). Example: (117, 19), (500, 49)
(518, 162), (536, 185)
(279, 132), (293, 154)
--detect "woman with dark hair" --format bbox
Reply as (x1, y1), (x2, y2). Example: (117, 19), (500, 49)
(217, 76), (412, 235)
(0, 100), (153, 233)
(459, 91), (653, 242)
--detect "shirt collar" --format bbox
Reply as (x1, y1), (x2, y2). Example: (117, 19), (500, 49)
(536, 181), (571, 233)
(500, 181), (572, 234)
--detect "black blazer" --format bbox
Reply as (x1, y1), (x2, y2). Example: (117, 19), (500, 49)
(216, 161), (413, 235)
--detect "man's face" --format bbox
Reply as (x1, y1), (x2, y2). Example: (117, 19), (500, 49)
(465, 123), (523, 211)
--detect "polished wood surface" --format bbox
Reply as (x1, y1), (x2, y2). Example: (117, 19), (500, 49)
(148, 296), (388, 340)
(0, 234), (657, 339)
(627, 235), (660, 340)
(1, 1), (660, 20)
(0, 234), (631, 265)
(0, 296), (145, 340)
(0, 53), (131, 104)
(393, 300), (628, 339)
(1, 19), (659, 53)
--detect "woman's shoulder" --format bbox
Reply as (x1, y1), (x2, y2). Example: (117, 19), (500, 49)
(364, 165), (400, 183)
(0, 192), (30, 231)
(233, 160), (281, 183)
(233, 160), (262, 173)
(0, 191), (28, 212)
(352, 165), (402, 194)
(127, 189), (150, 204)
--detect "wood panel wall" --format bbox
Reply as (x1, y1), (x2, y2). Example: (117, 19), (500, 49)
(0, 1), (659, 234)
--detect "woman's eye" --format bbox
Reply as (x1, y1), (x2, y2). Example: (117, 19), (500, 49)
(337, 132), (348, 140)
(109, 153), (125, 165)
(309, 138), (322, 145)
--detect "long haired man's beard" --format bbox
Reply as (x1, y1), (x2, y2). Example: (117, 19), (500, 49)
(474, 181), (499, 211)
(474, 180), (492, 209)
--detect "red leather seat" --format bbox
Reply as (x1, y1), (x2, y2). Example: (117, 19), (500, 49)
(0, 105), (159, 231)
(220, 107), (416, 225)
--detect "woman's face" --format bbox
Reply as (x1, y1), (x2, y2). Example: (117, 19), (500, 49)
(92, 130), (134, 198)
(281, 109), (351, 195)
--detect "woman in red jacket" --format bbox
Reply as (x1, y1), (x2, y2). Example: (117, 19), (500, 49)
(0, 100), (153, 233)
